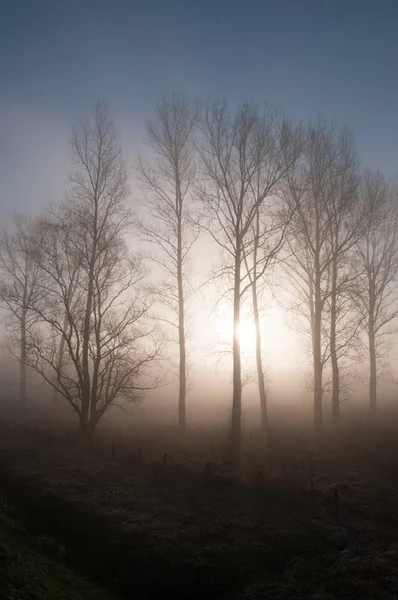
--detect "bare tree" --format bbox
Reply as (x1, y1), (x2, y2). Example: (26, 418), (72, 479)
(198, 100), (301, 459)
(285, 121), (359, 429)
(137, 94), (197, 433)
(0, 215), (42, 406)
(325, 274), (363, 419)
(324, 128), (362, 424)
(242, 198), (296, 439)
(353, 170), (398, 412)
(26, 103), (161, 434)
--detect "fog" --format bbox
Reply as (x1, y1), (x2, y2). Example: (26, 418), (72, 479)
(2, 99), (398, 450)
(1, 98), (398, 443)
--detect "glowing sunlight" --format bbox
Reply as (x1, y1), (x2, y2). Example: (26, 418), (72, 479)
(237, 320), (257, 353)
(214, 306), (299, 369)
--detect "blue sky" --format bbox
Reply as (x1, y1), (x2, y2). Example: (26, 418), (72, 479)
(1, 0), (398, 213)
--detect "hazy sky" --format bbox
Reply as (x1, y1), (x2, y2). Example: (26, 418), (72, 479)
(1, 0), (398, 214)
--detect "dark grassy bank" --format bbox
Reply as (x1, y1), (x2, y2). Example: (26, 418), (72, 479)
(1, 420), (398, 599)
(0, 506), (117, 600)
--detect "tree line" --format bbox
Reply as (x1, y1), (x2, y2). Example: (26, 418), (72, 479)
(1, 96), (397, 461)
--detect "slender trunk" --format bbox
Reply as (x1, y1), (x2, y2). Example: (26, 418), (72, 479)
(330, 261), (340, 425)
(85, 291), (99, 436)
(82, 209), (98, 429)
(91, 286), (103, 428)
(369, 313), (377, 412)
(251, 212), (268, 439)
(252, 278), (268, 437)
(82, 279), (94, 426)
(313, 259), (323, 430)
(176, 180), (187, 433)
(54, 276), (79, 404)
(230, 240), (242, 461)
(177, 268), (187, 432)
(20, 306), (27, 405)
(53, 311), (68, 403)
(90, 354), (99, 428)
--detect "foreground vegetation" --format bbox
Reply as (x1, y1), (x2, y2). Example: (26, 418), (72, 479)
(1, 416), (398, 599)
(0, 506), (116, 600)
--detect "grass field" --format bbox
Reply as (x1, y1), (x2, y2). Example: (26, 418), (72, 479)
(0, 506), (117, 600)
(1, 420), (398, 599)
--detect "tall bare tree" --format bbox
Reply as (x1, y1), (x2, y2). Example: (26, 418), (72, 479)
(26, 103), (161, 434)
(242, 197), (297, 438)
(324, 128), (362, 424)
(354, 170), (398, 412)
(285, 121), (359, 429)
(137, 94), (197, 432)
(198, 100), (300, 459)
(0, 215), (42, 406)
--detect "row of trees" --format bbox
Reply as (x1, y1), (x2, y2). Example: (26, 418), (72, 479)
(1, 97), (397, 460)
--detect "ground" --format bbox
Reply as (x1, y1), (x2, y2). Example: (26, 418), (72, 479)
(0, 506), (117, 600)
(0, 418), (398, 599)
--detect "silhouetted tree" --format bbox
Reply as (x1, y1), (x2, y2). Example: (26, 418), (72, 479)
(242, 195), (299, 438)
(353, 170), (398, 412)
(285, 121), (358, 429)
(324, 128), (362, 424)
(137, 94), (197, 433)
(0, 215), (42, 406)
(26, 103), (161, 434)
(198, 100), (300, 459)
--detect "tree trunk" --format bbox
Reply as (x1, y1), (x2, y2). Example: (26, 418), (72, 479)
(330, 263), (340, 425)
(178, 276), (187, 432)
(313, 264), (323, 430)
(176, 181), (187, 433)
(250, 212), (268, 441)
(53, 313), (68, 403)
(82, 208), (98, 427)
(20, 307), (27, 405)
(369, 320), (377, 412)
(91, 307), (102, 429)
(230, 243), (242, 462)
(91, 363), (99, 427)
(82, 296), (93, 425)
(252, 278), (268, 438)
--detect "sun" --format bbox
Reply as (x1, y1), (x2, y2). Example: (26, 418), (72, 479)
(215, 312), (257, 355)
(236, 320), (256, 354)
(213, 305), (303, 370)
